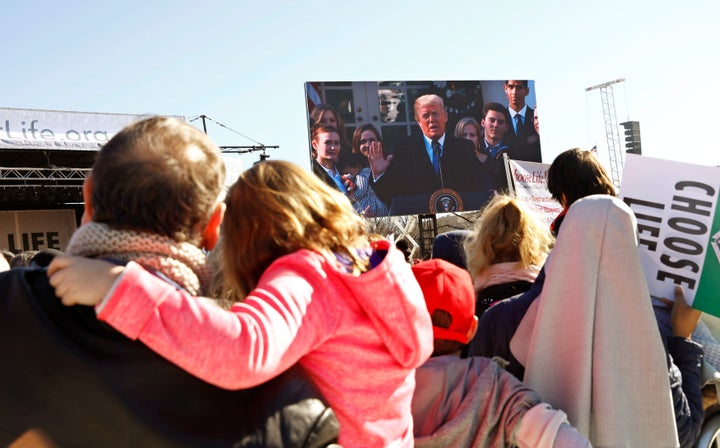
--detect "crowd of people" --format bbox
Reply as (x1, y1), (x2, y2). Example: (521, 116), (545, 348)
(309, 81), (542, 216)
(0, 90), (716, 447)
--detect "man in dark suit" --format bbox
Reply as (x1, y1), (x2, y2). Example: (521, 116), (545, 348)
(368, 94), (482, 213)
(503, 80), (542, 162)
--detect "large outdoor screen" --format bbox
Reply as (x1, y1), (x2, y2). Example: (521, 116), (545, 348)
(305, 80), (542, 217)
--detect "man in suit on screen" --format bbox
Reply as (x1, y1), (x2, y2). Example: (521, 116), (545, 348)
(503, 80), (541, 162)
(367, 94), (481, 213)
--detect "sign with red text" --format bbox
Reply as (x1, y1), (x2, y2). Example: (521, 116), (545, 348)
(620, 154), (720, 316)
(0, 209), (77, 253)
(0, 107), (177, 151)
(508, 159), (563, 227)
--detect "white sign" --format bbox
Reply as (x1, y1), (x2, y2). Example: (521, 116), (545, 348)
(508, 159), (563, 227)
(0, 107), (180, 151)
(620, 154), (720, 315)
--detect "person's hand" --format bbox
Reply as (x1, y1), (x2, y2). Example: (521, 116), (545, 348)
(367, 141), (392, 178)
(342, 174), (357, 196)
(47, 256), (125, 306)
(659, 285), (701, 339)
(361, 205), (377, 218)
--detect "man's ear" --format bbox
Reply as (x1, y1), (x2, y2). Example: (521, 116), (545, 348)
(81, 176), (94, 225)
(466, 315), (479, 343)
(201, 201), (226, 251)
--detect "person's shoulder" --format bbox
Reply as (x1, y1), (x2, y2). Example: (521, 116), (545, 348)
(0, 266), (107, 333)
(477, 138), (491, 151)
(446, 135), (474, 148)
(311, 159), (326, 175)
(446, 134), (471, 144)
(478, 281), (533, 302)
(445, 136), (476, 157)
(263, 250), (343, 286)
(422, 354), (495, 371)
(479, 290), (535, 324)
(268, 249), (325, 269)
(390, 134), (424, 152)
(0, 266), (51, 296)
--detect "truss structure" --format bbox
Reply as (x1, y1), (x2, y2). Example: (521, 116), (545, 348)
(0, 167), (90, 187)
(586, 78), (625, 188)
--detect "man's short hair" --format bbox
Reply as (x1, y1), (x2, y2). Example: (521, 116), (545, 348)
(482, 102), (511, 121)
(10, 251), (37, 268)
(90, 116), (226, 244)
(505, 80), (529, 88)
(414, 94), (445, 118)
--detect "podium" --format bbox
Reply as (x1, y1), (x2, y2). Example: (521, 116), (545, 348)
(388, 190), (492, 216)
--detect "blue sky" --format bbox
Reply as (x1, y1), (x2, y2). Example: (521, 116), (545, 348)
(3, 0), (718, 175)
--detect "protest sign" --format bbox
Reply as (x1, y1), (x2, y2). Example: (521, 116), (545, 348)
(620, 154), (720, 315)
(507, 159), (563, 227)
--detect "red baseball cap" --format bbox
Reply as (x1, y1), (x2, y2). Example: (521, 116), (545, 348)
(411, 259), (476, 344)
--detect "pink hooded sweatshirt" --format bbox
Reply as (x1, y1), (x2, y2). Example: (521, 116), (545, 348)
(97, 240), (434, 447)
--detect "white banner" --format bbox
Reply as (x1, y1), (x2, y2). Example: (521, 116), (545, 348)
(0, 107), (181, 151)
(0, 209), (77, 253)
(508, 159), (563, 227)
(620, 154), (720, 315)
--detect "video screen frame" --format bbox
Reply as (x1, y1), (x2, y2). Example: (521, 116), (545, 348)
(305, 80), (542, 217)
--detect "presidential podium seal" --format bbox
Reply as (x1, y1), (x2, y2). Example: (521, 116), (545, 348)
(429, 188), (463, 213)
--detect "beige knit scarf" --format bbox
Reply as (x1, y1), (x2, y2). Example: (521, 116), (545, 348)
(66, 222), (211, 295)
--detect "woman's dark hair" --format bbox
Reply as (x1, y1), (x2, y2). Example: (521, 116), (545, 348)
(546, 148), (616, 206)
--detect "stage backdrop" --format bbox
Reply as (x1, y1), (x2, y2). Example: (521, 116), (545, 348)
(305, 80), (542, 217)
(0, 107), (167, 151)
(1, 209), (77, 253)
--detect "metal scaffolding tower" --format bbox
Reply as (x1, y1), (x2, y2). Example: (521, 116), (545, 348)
(585, 78), (625, 188)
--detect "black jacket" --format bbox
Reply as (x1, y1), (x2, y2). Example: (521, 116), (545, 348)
(475, 280), (534, 319)
(312, 159), (344, 193)
(505, 107), (542, 163)
(0, 267), (339, 448)
(465, 269), (545, 379)
(372, 134), (479, 207)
